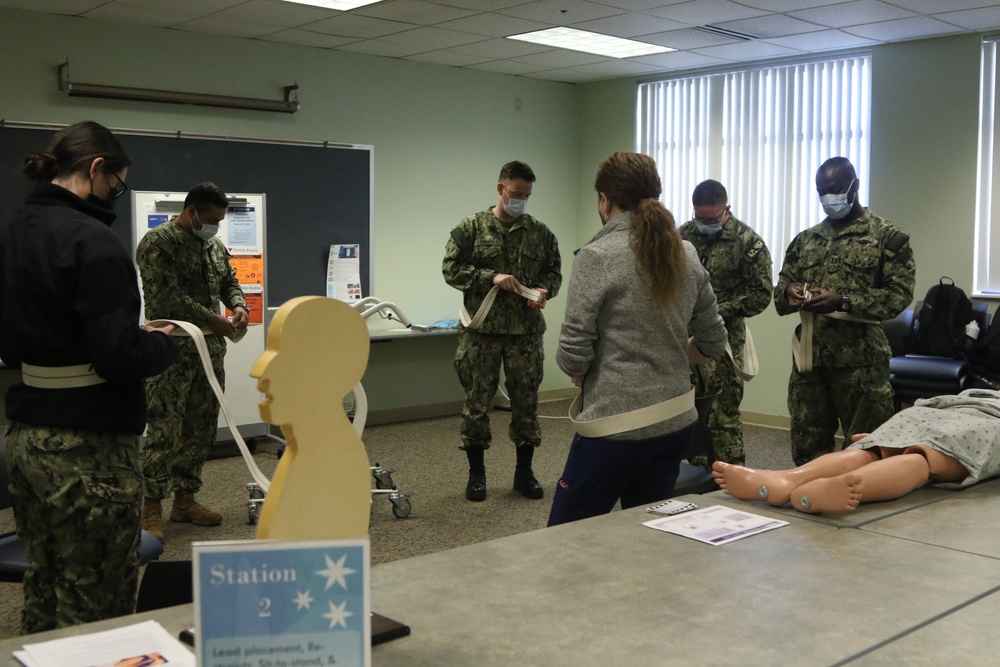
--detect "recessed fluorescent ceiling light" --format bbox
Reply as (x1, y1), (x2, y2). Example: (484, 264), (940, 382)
(282, 0), (385, 9)
(508, 27), (674, 59)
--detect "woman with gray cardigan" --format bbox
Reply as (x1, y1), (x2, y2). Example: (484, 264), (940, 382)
(548, 152), (728, 526)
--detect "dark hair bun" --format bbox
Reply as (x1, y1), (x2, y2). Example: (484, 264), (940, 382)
(23, 151), (58, 181)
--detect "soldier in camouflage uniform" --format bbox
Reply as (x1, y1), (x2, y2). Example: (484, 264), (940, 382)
(136, 182), (249, 540)
(678, 180), (772, 466)
(775, 157), (915, 466)
(443, 161), (562, 502)
(0, 122), (177, 632)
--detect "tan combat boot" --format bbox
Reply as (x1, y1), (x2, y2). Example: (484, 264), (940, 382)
(169, 493), (223, 527)
(141, 498), (165, 543)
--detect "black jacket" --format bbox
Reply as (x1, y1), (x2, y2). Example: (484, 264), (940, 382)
(0, 183), (178, 433)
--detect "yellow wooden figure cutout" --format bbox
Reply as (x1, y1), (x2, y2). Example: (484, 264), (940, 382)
(250, 296), (371, 540)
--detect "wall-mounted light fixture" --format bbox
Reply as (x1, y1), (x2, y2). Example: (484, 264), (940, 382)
(57, 60), (300, 114)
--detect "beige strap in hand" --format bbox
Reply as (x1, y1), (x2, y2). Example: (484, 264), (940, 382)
(459, 283), (544, 330)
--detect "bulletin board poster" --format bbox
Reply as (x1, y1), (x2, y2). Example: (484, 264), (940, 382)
(229, 254), (264, 325)
(327, 244), (363, 303)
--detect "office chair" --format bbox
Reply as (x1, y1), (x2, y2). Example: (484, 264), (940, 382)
(0, 429), (164, 583)
(668, 390), (723, 497)
(884, 301), (990, 411)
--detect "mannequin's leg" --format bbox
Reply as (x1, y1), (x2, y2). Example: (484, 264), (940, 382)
(790, 452), (943, 513)
(712, 448), (879, 506)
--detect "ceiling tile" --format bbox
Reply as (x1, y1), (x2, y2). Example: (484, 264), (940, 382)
(430, 0), (532, 10)
(593, 0), (690, 10)
(645, 0), (770, 26)
(208, 0), (336, 27)
(884, 0), (998, 12)
(116, 0), (245, 12)
(435, 12), (552, 38)
(764, 29), (877, 52)
(354, 0), (477, 25)
(570, 13), (688, 38)
(449, 37), (553, 58)
(570, 59), (663, 76)
(174, 15), (278, 38)
(641, 27), (741, 49)
(715, 14), (824, 39)
(843, 16), (965, 41)
(513, 49), (610, 68)
(305, 13), (415, 37)
(691, 40), (799, 60)
(0, 0), (104, 13)
(789, 1), (917, 29)
(937, 6), (1000, 30)
(467, 60), (550, 75)
(256, 28), (360, 48)
(499, 0), (625, 26)
(380, 26), (481, 48)
(82, 2), (198, 26)
(404, 49), (492, 66)
(737, 0), (837, 10)
(337, 39), (431, 58)
(522, 68), (604, 82)
(633, 50), (727, 70)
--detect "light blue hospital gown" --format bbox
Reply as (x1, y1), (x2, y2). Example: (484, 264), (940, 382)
(851, 389), (1000, 488)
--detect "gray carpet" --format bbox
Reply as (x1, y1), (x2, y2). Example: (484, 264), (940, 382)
(0, 399), (794, 639)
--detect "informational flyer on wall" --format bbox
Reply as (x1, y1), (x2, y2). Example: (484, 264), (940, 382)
(228, 254), (265, 325)
(193, 538), (371, 667)
(327, 243), (363, 303)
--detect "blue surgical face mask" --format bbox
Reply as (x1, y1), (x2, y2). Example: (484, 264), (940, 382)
(504, 195), (527, 219)
(695, 221), (724, 236)
(820, 180), (856, 219)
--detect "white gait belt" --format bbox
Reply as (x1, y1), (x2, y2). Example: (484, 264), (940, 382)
(568, 387), (695, 439)
(459, 284), (544, 330)
(792, 310), (878, 373)
(725, 323), (759, 381)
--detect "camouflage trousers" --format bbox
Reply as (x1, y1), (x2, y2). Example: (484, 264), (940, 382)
(690, 353), (745, 466)
(788, 361), (895, 466)
(142, 346), (224, 499)
(454, 331), (543, 450)
(5, 421), (142, 634)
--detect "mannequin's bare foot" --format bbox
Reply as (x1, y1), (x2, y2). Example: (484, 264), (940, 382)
(712, 462), (797, 506)
(790, 474), (864, 514)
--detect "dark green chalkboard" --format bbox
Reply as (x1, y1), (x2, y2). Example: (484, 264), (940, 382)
(0, 123), (372, 305)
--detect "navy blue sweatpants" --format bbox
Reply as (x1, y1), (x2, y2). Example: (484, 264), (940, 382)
(547, 423), (695, 526)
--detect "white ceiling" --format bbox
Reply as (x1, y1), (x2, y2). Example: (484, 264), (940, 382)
(5, 0), (1000, 83)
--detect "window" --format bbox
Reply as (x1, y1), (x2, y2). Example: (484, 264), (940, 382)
(976, 37), (1000, 296)
(637, 55), (871, 280)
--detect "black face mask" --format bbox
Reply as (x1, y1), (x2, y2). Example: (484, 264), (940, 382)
(86, 193), (116, 211)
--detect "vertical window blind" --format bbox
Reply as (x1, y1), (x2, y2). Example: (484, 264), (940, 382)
(637, 55), (871, 281)
(976, 38), (1000, 296)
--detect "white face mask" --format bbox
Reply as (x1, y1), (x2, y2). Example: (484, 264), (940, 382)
(194, 223), (219, 241)
(191, 211), (219, 240)
(820, 180), (856, 219)
(695, 221), (724, 235)
(503, 195), (527, 219)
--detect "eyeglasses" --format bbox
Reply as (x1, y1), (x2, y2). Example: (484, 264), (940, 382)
(107, 172), (129, 200)
(694, 207), (728, 225)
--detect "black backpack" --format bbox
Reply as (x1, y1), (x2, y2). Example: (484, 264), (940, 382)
(971, 310), (1000, 376)
(905, 277), (974, 359)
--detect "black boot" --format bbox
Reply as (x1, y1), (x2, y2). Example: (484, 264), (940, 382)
(465, 446), (487, 502)
(513, 445), (544, 499)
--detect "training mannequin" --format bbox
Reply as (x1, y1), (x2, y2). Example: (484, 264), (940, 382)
(250, 296), (371, 539)
(713, 389), (1000, 513)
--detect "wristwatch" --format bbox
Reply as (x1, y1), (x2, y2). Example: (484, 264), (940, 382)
(840, 295), (852, 314)
(233, 303), (250, 313)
